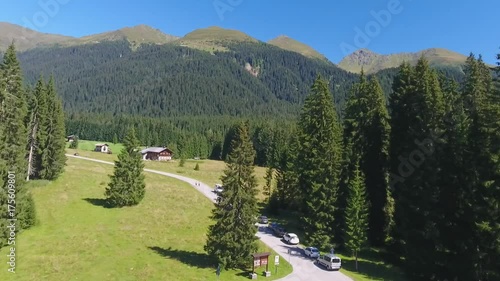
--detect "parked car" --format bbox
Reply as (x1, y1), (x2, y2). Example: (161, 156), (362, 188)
(258, 216), (268, 224)
(268, 222), (287, 237)
(316, 253), (342, 270)
(283, 233), (300, 245)
(304, 247), (320, 258)
(213, 184), (224, 194)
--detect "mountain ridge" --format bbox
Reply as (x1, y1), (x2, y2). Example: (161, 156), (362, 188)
(338, 47), (471, 74)
(174, 26), (259, 52)
(79, 24), (180, 46)
(0, 22), (478, 72)
(268, 35), (328, 61)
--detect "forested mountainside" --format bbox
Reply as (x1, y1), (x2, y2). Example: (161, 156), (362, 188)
(18, 40), (358, 118)
(14, 40), (466, 160)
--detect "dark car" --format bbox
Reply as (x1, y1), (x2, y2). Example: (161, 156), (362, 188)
(258, 216), (268, 224)
(268, 222), (286, 237)
(274, 226), (287, 237)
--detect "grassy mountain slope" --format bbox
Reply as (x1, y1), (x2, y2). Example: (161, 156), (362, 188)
(0, 22), (76, 51)
(79, 24), (180, 47)
(339, 48), (469, 74)
(268, 35), (327, 62)
(0, 22), (179, 52)
(174, 26), (258, 52)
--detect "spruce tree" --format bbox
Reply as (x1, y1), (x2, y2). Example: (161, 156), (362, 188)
(343, 72), (391, 246)
(0, 43), (28, 178)
(459, 54), (500, 280)
(297, 76), (343, 249)
(263, 167), (273, 202)
(435, 75), (471, 279)
(32, 78), (48, 179)
(39, 77), (66, 180)
(105, 127), (146, 207)
(113, 133), (118, 144)
(0, 43), (36, 246)
(389, 58), (446, 278)
(344, 164), (369, 272)
(274, 133), (300, 209)
(204, 122), (259, 269)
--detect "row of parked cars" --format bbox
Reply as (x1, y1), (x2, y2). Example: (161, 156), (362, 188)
(216, 186), (342, 271)
(264, 220), (342, 270)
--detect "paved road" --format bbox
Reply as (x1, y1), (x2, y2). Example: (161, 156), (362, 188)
(256, 226), (352, 281)
(67, 154), (353, 281)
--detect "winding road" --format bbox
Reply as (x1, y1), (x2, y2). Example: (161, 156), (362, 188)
(66, 154), (353, 281)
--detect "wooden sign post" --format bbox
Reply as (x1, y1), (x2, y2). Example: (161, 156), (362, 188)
(251, 252), (271, 278)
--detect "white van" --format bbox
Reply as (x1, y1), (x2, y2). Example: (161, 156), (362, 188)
(316, 253), (342, 270)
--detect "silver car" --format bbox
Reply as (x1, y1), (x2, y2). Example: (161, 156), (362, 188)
(304, 247), (320, 258)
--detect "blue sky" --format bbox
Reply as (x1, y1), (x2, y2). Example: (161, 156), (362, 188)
(1, 0), (498, 64)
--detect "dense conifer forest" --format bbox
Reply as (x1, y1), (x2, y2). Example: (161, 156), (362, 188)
(14, 40), (467, 163)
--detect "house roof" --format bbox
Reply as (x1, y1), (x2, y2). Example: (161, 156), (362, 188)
(140, 147), (173, 154)
(95, 143), (108, 147)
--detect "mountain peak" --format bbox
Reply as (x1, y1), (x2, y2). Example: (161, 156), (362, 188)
(268, 35), (327, 61)
(0, 22), (76, 51)
(353, 48), (377, 55)
(80, 24), (179, 45)
(205, 26), (224, 30)
(339, 48), (468, 74)
(181, 26), (257, 42)
(176, 26), (258, 52)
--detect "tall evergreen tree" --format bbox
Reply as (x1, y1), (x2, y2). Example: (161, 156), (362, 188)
(389, 57), (446, 278)
(459, 54), (500, 280)
(0, 43), (36, 247)
(204, 122), (259, 269)
(343, 72), (391, 246)
(105, 127), (146, 207)
(434, 75), (471, 280)
(0, 43), (28, 178)
(39, 77), (66, 180)
(297, 76), (343, 249)
(274, 133), (300, 209)
(263, 167), (273, 202)
(31, 78), (48, 179)
(344, 164), (369, 272)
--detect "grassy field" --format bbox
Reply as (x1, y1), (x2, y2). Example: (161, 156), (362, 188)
(67, 140), (268, 200)
(0, 157), (291, 280)
(63, 140), (408, 280)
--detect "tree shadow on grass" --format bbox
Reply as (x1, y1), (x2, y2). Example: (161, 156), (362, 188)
(341, 252), (407, 281)
(148, 246), (215, 269)
(149, 246), (255, 278)
(83, 198), (113, 208)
